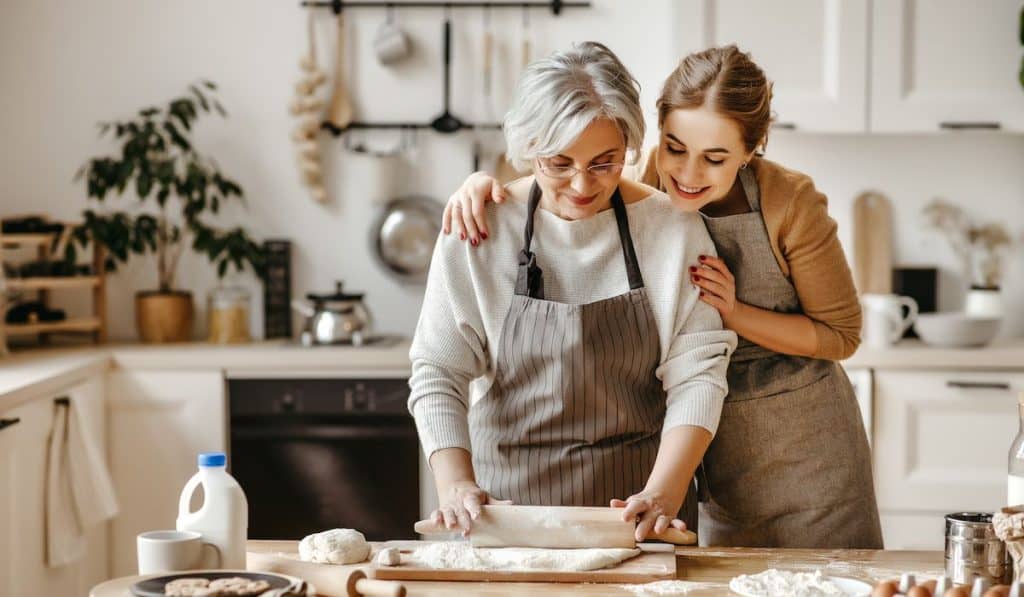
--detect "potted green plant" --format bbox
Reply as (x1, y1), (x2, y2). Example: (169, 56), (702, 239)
(70, 81), (265, 343)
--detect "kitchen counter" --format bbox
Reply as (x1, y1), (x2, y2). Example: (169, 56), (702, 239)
(0, 338), (413, 411)
(842, 338), (1024, 370)
(92, 544), (946, 596)
(4, 336), (1023, 412)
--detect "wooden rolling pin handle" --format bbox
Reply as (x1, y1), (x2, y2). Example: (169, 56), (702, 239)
(355, 578), (406, 597)
(346, 569), (406, 597)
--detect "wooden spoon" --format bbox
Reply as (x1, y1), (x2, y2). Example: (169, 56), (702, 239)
(326, 12), (353, 130)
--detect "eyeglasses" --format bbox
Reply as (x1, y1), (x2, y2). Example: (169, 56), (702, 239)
(536, 160), (625, 180)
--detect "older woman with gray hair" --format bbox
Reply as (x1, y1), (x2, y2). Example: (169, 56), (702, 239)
(409, 42), (735, 540)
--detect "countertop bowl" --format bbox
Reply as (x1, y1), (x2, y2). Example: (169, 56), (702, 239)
(914, 312), (1002, 348)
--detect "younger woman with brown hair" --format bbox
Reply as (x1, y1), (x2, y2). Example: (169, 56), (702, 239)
(441, 44), (883, 549)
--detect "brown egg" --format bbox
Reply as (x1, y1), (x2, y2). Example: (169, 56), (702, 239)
(983, 586), (1010, 597)
(907, 586), (933, 597)
(943, 587), (970, 597)
(872, 580), (899, 597)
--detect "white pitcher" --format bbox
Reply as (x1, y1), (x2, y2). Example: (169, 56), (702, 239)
(862, 293), (919, 349)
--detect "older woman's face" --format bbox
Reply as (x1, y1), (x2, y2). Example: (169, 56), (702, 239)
(656, 105), (754, 212)
(534, 118), (626, 221)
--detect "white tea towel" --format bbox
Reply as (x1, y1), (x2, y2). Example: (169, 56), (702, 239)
(46, 398), (119, 567)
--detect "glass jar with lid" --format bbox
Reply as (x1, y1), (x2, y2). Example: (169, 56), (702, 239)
(207, 286), (251, 343)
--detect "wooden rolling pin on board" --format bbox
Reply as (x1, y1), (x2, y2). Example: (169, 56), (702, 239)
(247, 542), (405, 597)
(414, 505), (697, 548)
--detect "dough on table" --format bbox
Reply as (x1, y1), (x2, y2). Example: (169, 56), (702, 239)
(410, 542), (641, 572)
(298, 528), (371, 564)
(374, 546), (402, 567)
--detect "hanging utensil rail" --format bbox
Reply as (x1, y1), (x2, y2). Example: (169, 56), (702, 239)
(301, 1), (590, 16)
(303, 0), (591, 135)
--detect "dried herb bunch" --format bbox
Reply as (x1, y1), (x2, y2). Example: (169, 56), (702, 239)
(923, 199), (1013, 289)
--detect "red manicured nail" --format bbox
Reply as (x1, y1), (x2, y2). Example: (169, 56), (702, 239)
(460, 233), (466, 241)
(689, 266), (697, 272)
(481, 232), (488, 240)
(698, 255), (707, 261)
(471, 238), (479, 246)
(692, 275), (700, 282)
(699, 291), (705, 296)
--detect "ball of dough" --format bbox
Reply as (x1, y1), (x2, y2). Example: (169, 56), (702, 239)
(374, 547), (401, 567)
(299, 528), (370, 564)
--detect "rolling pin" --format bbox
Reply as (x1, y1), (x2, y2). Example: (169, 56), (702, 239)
(247, 546), (405, 597)
(414, 505), (697, 548)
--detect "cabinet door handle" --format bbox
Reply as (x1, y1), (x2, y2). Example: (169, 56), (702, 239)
(946, 380), (1011, 390)
(0, 418), (20, 432)
(939, 121), (1001, 130)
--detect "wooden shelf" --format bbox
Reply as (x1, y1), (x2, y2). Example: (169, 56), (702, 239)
(6, 276), (100, 291)
(4, 317), (102, 336)
(1, 233), (55, 248)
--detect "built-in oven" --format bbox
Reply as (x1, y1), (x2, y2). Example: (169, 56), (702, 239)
(227, 375), (421, 541)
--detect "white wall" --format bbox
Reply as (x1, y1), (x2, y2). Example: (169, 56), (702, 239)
(2, 0), (1022, 342)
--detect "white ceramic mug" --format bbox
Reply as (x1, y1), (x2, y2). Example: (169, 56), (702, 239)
(862, 293), (919, 349)
(137, 530), (221, 575)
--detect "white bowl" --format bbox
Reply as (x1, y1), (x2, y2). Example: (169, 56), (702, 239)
(913, 312), (1002, 348)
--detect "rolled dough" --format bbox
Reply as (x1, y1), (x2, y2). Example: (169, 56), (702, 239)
(410, 541), (641, 572)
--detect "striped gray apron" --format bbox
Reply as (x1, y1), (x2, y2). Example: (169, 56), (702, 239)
(469, 182), (665, 507)
(695, 167), (883, 548)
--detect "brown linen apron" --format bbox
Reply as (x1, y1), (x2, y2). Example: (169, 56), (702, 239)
(696, 168), (883, 548)
(469, 182), (666, 507)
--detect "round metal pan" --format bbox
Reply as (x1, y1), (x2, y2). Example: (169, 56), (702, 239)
(371, 195), (444, 283)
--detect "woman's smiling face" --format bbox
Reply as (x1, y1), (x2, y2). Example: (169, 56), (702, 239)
(656, 105), (756, 212)
(534, 117), (627, 221)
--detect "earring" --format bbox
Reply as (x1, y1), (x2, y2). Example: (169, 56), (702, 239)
(740, 162), (748, 170)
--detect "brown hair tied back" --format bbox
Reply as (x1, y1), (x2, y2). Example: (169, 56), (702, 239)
(656, 44), (774, 153)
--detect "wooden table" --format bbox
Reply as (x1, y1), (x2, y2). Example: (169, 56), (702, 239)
(92, 544), (945, 596)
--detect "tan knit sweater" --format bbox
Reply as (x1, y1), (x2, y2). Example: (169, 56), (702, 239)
(635, 149), (861, 361)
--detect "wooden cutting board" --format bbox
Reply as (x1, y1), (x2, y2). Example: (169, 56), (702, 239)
(247, 540), (676, 588)
(852, 191), (894, 295)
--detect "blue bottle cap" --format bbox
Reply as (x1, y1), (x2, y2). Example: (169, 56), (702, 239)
(198, 452), (226, 467)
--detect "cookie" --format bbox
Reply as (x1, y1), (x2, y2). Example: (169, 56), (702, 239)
(164, 577), (218, 597)
(207, 576), (271, 596)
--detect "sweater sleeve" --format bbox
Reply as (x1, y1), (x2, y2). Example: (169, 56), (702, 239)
(780, 181), (863, 360)
(656, 221), (737, 436)
(408, 232), (490, 460)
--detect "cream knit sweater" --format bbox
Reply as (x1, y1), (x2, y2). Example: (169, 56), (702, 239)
(408, 188), (737, 459)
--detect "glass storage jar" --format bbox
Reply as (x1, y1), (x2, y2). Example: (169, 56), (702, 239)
(207, 286), (251, 344)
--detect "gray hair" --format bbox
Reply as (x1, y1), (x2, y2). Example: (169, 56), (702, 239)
(503, 41), (645, 172)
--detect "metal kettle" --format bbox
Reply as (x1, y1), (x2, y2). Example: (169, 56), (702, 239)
(291, 281), (373, 346)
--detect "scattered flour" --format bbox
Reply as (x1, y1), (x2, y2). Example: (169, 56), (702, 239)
(410, 541), (641, 571)
(618, 580), (722, 595)
(729, 569), (844, 596)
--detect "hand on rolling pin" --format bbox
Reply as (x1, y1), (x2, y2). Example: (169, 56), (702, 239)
(431, 480), (512, 536)
(610, 489), (688, 542)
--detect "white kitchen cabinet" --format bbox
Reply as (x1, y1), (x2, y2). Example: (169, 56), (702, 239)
(873, 370), (1024, 549)
(107, 369), (226, 577)
(871, 0), (1024, 133)
(673, 0), (1023, 133)
(673, 0), (870, 132)
(0, 375), (109, 596)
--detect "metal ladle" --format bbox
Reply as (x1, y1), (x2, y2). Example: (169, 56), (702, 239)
(429, 18), (466, 134)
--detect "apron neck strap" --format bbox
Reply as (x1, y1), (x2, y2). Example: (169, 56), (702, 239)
(515, 182), (644, 298)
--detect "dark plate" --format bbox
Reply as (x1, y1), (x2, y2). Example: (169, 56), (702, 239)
(130, 570), (292, 596)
